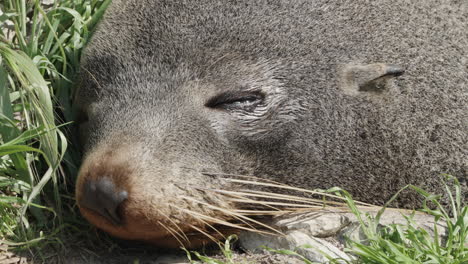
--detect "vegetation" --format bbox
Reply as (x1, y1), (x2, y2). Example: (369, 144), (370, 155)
(338, 176), (467, 264)
(1, 0), (111, 253)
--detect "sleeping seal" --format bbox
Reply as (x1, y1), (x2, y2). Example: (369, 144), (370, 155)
(75, 0), (467, 247)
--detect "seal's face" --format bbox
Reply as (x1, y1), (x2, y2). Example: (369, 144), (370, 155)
(75, 0), (468, 248)
(75, 56), (302, 247)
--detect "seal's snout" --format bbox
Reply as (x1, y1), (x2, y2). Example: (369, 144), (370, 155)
(80, 177), (128, 225)
(74, 142), (238, 247)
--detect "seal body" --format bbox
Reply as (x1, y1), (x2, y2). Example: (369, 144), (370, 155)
(75, 0), (467, 247)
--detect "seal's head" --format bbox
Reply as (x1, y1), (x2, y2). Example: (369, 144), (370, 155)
(74, 53), (301, 247)
(75, 0), (467, 248)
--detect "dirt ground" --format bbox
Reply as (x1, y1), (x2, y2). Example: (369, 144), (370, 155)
(1, 239), (304, 264)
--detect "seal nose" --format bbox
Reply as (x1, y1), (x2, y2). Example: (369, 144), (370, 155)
(80, 178), (128, 225)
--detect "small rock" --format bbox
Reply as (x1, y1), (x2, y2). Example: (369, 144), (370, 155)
(40, 0), (55, 7)
(239, 230), (352, 263)
(274, 211), (351, 237)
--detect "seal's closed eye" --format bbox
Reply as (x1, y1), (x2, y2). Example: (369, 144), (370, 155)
(205, 91), (265, 111)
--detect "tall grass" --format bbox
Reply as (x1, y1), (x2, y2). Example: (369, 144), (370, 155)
(0, 0), (111, 248)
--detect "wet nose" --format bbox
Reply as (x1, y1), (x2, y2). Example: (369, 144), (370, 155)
(80, 178), (128, 225)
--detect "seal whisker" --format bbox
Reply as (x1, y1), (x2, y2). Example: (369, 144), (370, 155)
(156, 209), (190, 243)
(209, 188), (342, 207)
(200, 173), (374, 207)
(201, 172), (285, 184)
(188, 224), (220, 245)
(228, 198), (319, 208)
(193, 217), (227, 241)
(232, 209), (293, 215)
(223, 178), (376, 207)
(170, 205), (278, 236)
(218, 191), (286, 212)
(182, 196), (260, 232)
(211, 188), (374, 213)
(157, 220), (186, 248)
(180, 195), (283, 236)
(238, 189), (347, 205)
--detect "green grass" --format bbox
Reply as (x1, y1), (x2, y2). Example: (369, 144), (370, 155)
(1, 0), (111, 254)
(340, 176), (467, 264)
(184, 235), (240, 264)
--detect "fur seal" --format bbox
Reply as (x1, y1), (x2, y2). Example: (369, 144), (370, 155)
(75, 0), (467, 248)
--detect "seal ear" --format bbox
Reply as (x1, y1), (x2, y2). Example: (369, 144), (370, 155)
(340, 63), (405, 96)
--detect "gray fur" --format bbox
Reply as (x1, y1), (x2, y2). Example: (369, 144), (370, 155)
(76, 0), (467, 215)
